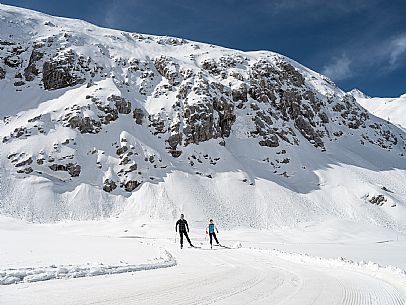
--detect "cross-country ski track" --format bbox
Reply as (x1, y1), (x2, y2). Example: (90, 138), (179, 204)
(2, 239), (405, 305)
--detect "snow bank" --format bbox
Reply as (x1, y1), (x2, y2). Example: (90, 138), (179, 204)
(264, 248), (406, 276)
(258, 248), (406, 293)
(0, 250), (176, 285)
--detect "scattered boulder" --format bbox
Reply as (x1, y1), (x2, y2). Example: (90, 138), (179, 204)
(369, 195), (387, 206)
(126, 163), (138, 173)
(201, 59), (220, 75)
(107, 95), (131, 114)
(4, 56), (21, 68)
(259, 135), (279, 147)
(15, 157), (33, 167)
(14, 80), (25, 86)
(67, 116), (101, 134)
(49, 163), (81, 177)
(0, 67), (5, 79)
(133, 108), (144, 125)
(67, 163), (81, 177)
(103, 179), (117, 192)
(167, 133), (182, 149)
(17, 167), (33, 174)
(124, 180), (141, 192)
(116, 146), (128, 155)
(169, 149), (182, 158)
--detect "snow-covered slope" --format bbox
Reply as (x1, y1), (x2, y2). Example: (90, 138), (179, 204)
(355, 93), (406, 130)
(1, 4), (406, 231)
(347, 88), (370, 100)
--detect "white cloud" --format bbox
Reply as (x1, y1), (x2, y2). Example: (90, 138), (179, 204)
(389, 34), (406, 67)
(322, 54), (352, 81)
(102, 0), (146, 29)
(321, 32), (406, 81)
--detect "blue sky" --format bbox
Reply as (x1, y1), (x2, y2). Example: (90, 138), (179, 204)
(2, 0), (406, 97)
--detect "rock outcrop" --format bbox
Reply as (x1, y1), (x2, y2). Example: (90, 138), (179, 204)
(1, 4), (405, 205)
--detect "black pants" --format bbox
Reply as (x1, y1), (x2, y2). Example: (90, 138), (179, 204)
(209, 232), (219, 245)
(179, 231), (192, 246)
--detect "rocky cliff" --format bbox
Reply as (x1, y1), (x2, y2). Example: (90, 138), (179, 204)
(1, 5), (405, 227)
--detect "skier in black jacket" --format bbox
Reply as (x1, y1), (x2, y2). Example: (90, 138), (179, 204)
(175, 214), (194, 249)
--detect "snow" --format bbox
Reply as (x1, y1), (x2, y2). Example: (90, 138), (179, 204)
(1, 3), (405, 232)
(1, 252), (175, 285)
(0, 216), (176, 285)
(1, 215), (406, 304)
(0, 216), (165, 269)
(1, 4), (406, 304)
(355, 94), (406, 130)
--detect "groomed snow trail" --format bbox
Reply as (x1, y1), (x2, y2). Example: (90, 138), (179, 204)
(1, 243), (405, 305)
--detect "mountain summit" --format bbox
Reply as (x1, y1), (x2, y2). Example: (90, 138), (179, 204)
(0, 4), (405, 228)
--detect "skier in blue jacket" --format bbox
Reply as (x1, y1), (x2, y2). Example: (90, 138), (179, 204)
(206, 219), (220, 249)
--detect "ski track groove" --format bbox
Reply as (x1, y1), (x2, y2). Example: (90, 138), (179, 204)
(339, 270), (405, 305)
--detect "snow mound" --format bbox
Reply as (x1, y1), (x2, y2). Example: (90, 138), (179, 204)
(265, 248), (406, 276)
(0, 250), (176, 285)
(258, 247), (406, 294)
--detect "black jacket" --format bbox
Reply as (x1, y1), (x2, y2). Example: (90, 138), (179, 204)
(176, 219), (189, 232)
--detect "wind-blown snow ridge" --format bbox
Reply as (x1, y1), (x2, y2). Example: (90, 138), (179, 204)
(0, 249), (176, 285)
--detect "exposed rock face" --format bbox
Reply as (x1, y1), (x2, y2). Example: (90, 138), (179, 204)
(103, 179), (117, 192)
(5, 56), (21, 68)
(332, 95), (369, 129)
(133, 108), (144, 125)
(154, 56), (182, 86)
(42, 51), (84, 90)
(24, 49), (43, 81)
(49, 163), (81, 177)
(0, 67), (5, 79)
(15, 157), (33, 167)
(246, 60), (328, 149)
(259, 136), (279, 147)
(67, 163), (81, 177)
(232, 85), (248, 103)
(1, 5), (406, 205)
(180, 80), (236, 146)
(66, 115), (101, 134)
(369, 195), (387, 206)
(124, 180), (141, 192)
(116, 146), (128, 156)
(17, 167), (33, 174)
(107, 95), (132, 114)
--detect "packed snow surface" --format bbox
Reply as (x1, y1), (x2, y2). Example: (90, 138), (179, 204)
(1, 216), (406, 304)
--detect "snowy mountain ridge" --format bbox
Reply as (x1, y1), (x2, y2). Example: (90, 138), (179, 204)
(1, 4), (406, 229)
(347, 88), (370, 100)
(355, 93), (406, 131)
